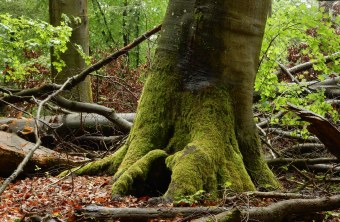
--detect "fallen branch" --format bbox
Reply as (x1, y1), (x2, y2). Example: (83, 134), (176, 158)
(224, 191), (316, 203)
(306, 164), (340, 172)
(0, 113), (135, 138)
(0, 77), (72, 195)
(75, 195), (340, 222)
(280, 143), (326, 155)
(267, 157), (338, 166)
(0, 131), (88, 177)
(195, 194), (340, 222)
(53, 96), (132, 131)
(278, 52), (340, 76)
(0, 24), (162, 108)
(257, 111), (287, 127)
(75, 206), (229, 221)
(286, 103), (340, 159)
(265, 128), (320, 142)
(278, 63), (312, 93)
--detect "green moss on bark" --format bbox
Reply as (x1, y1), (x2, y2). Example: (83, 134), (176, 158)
(111, 149), (168, 196)
(59, 0), (279, 199)
(164, 87), (256, 198)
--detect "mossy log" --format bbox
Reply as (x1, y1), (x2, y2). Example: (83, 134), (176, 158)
(62, 0), (280, 199)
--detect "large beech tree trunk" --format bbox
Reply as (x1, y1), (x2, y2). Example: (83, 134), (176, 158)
(68, 0), (280, 198)
(49, 0), (93, 102)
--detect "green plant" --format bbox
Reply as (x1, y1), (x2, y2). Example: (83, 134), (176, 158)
(174, 190), (206, 206)
(0, 14), (72, 85)
(256, 0), (339, 129)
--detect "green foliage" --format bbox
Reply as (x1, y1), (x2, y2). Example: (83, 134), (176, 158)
(174, 190), (206, 206)
(0, 14), (72, 84)
(89, 0), (167, 66)
(256, 0), (340, 128)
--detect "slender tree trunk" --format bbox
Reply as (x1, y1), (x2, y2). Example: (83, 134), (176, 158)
(69, 0), (280, 198)
(49, 0), (92, 102)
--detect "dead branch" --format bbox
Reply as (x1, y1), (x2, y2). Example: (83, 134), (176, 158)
(53, 96), (132, 131)
(195, 194), (340, 222)
(257, 110), (287, 127)
(267, 157), (338, 166)
(0, 131), (88, 176)
(0, 24), (162, 109)
(280, 143), (326, 155)
(75, 195), (340, 222)
(278, 52), (339, 76)
(75, 206), (229, 221)
(286, 103), (340, 159)
(0, 77), (72, 195)
(265, 128), (320, 142)
(224, 191), (316, 203)
(306, 164), (340, 172)
(0, 113), (135, 138)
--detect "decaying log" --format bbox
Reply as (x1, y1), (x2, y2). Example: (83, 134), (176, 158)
(75, 195), (340, 222)
(194, 194), (340, 222)
(52, 96), (132, 131)
(0, 131), (89, 177)
(75, 206), (229, 222)
(0, 113), (135, 138)
(286, 103), (340, 159)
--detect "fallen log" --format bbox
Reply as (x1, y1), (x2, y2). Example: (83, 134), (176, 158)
(75, 206), (229, 222)
(195, 194), (340, 222)
(0, 113), (135, 138)
(75, 195), (340, 222)
(0, 131), (89, 177)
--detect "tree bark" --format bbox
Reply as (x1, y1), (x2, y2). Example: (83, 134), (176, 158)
(49, 0), (93, 102)
(65, 0), (280, 198)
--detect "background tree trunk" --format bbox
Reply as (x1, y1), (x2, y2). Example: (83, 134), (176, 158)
(69, 0), (280, 198)
(49, 0), (93, 102)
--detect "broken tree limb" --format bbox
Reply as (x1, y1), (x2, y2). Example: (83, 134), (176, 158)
(265, 128), (320, 142)
(0, 131), (89, 177)
(194, 194), (340, 222)
(0, 24), (162, 109)
(53, 96), (132, 131)
(280, 143), (326, 156)
(266, 157), (338, 166)
(278, 52), (340, 76)
(76, 195), (340, 222)
(75, 206), (229, 222)
(286, 103), (340, 159)
(0, 78), (79, 195)
(224, 191), (316, 203)
(0, 113), (135, 138)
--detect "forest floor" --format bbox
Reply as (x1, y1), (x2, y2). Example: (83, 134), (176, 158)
(0, 167), (339, 222)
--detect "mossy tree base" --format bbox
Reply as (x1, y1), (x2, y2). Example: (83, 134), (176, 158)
(62, 0), (280, 199)
(66, 68), (279, 198)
